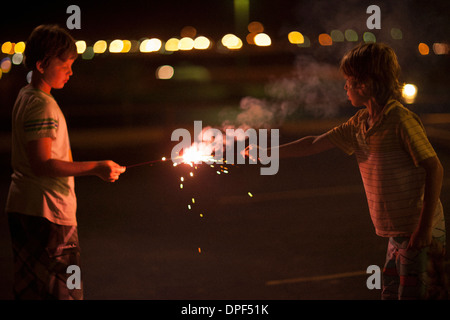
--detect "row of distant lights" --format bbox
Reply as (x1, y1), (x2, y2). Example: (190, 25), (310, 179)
(1, 23), (449, 79)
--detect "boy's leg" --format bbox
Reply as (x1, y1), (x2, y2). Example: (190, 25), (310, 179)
(395, 218), (447, 300)
(382, 238), (400, 299)
(395, 237), (428, 300)
(426, 218), (447, 299)
(7, 212), (83, 300)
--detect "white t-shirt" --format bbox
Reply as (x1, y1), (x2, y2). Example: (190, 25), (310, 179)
(6, 85), (77, 226)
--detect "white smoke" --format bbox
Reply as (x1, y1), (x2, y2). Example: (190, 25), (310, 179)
(221, 56), (347, 137)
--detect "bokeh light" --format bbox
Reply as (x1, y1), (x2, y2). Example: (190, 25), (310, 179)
(1, 57), (12, 73)
(344, 29), (358, 42)
(222, 34), (242, 49)
(254, 33), (271, 46)
(402, 83), (418, 104)
(363, 32), (376, 43)
(330, 30), (344, 42)
(165, 38), (180, 52)
(433, 43), (449, 55)
(390, 28), (403, 40)
(156, 65), (175, 79)
(109, 40), (124, 53)
(318, 33), (332, 46)
(75, 40), (86, 54)
(194, 36), (210, 50)
(93, 40), (107, 53)
(12, 53), (23, 65)
(288, 31), (304, 44)
(248, 21), (264, 33)
(418, 43), (429, 55)
(178, 37), (195, 50)
(140, 38), (162, 53)
(2, 42), (13, 54)
(14, 41), (26, 54)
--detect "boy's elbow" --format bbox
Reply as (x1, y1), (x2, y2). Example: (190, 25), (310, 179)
(421, 156), (443, 178)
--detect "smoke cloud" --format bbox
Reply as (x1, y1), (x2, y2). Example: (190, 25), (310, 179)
(221, 55), (347, 137)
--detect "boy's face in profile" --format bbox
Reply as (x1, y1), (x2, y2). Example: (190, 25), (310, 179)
(37, 57), (75, 90)
(344, 76), (369, 108)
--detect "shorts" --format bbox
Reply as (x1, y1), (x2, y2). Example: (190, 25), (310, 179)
(382, 218), (447, 300)
(7, 212), (83, 300)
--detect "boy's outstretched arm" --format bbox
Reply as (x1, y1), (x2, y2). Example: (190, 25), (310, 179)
(27, 137), (126, 182)
(276, 132), (336, 158)
(245, 132), (335, 159)
(408, 155), (444, 249)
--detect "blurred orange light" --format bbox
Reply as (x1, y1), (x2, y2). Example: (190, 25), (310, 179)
(1, 42), (13, 54)
(318, 34), (332, 46)
(14, 41), (26, 54)
(288, 31), (304, 44)
(121, 40), (131, 53)
(93, 40), (107, 53)
(418, 43), (429, 55)
(165, 38), (179, 52)
(248, 21), (264, 33)
(181, 26), (197, 38)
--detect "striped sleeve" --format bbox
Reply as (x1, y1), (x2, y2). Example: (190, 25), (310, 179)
(325, 113), (360, 156)
(398, 113), (436, 166)
(23, 97), (58, 141)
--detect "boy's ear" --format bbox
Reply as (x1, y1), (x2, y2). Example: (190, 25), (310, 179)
(36, 61), (45, 74)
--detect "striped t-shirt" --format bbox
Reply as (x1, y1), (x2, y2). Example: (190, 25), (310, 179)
(6, 85), (77, 226)
(326, 100), (443, 237)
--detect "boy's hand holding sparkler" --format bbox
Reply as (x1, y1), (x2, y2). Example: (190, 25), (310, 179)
(94, 160), (126, 182)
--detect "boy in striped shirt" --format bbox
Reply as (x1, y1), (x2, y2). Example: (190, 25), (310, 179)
(6, 25), (126, 299)
(267, 43), (446, 299)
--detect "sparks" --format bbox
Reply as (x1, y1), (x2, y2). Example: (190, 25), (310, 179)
(179, 142), (219, 165)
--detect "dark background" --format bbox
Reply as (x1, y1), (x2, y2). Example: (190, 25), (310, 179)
(0, 0), (449, 301)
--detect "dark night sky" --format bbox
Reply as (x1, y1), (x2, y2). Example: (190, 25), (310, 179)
(1, 0), (449, 43)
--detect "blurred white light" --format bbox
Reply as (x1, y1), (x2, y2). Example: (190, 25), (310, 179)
(140, 38), (162, 53)
(194, 36), (210, 50)
(222, 34), (242, 49)
(254, 33), (271, 46)
(12, 53), (23, 65)
(75, 40), (86, 54)
(179, 37), (195, 50)
(402, 84), (418, 104)
(109, 40), (124, 53)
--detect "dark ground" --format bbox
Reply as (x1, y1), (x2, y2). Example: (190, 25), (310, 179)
(1, 119), (449, 302)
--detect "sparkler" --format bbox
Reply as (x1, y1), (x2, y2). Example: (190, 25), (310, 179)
(125, 140), (254, 254)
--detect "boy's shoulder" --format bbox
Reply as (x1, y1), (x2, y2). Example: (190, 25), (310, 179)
(18, 85), (56, 109)
(384, 100), (421, 124)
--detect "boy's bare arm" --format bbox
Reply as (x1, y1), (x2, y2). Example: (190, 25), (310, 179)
(27, 137), (125, 182)
(408, 155), (444, 249)
(276, 133), (336, 158)
(245, 132), (335, 160)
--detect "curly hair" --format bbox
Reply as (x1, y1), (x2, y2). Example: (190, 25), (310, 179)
(24, 24), (77, 71)
(340, 43), (403, 106)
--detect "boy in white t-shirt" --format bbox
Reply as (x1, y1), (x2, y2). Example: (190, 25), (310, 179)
(6, 24), (126, 299)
